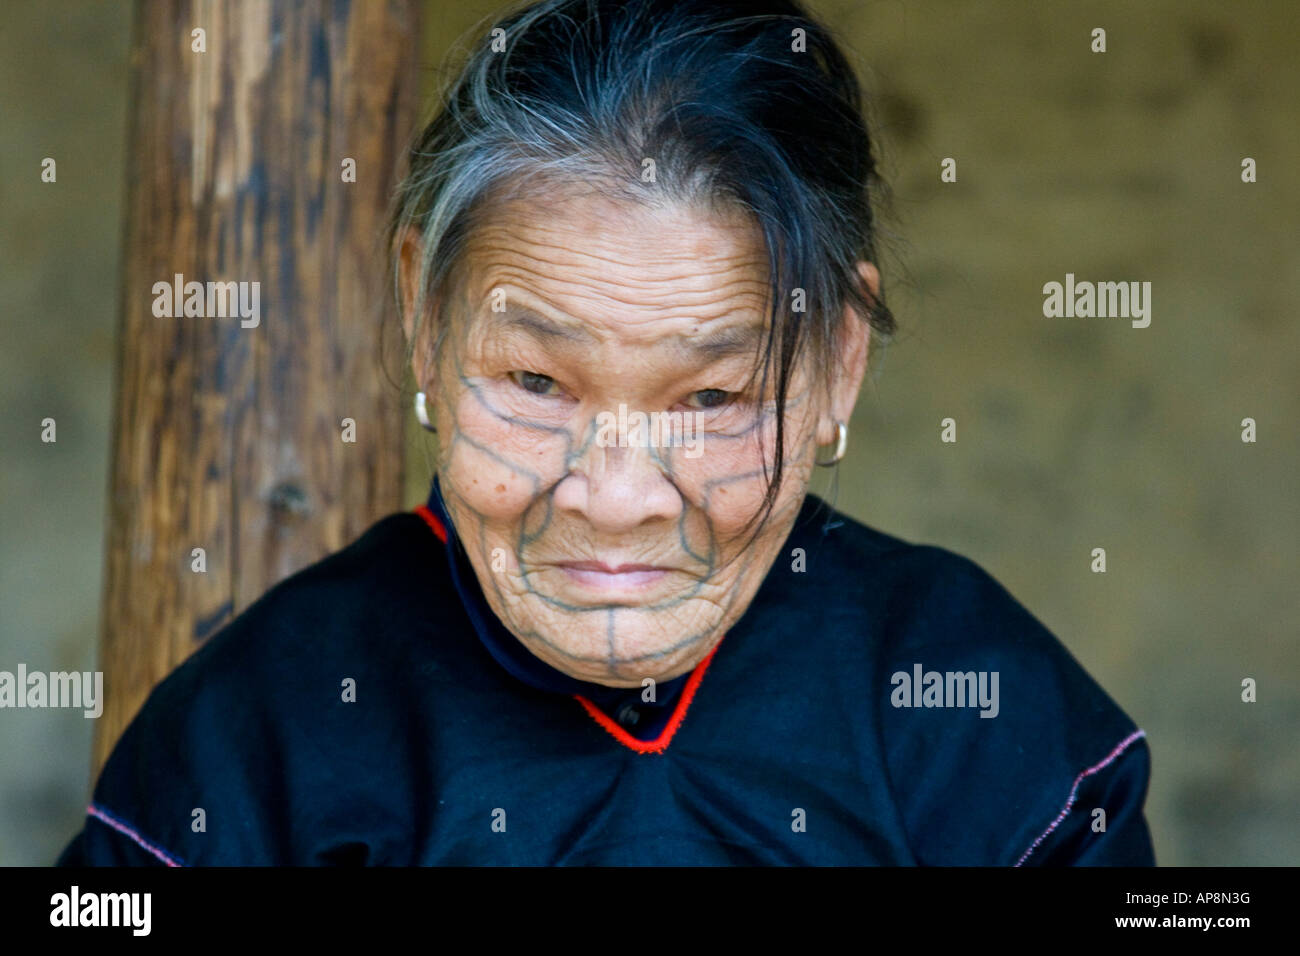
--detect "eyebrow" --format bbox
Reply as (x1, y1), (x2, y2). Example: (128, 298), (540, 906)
(493, 306), (766, 360)
(684, 322), (765, 360)
(495, 308), (597, 345)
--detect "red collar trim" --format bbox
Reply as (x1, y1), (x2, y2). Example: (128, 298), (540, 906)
(413, 504), (448, 544)
(410, 504), (719, 755)
(574, 641), (721, 755)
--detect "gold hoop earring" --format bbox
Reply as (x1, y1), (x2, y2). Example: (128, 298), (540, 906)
(815, 420), (848, 466)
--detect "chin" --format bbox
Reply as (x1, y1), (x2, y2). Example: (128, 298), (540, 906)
(513, 601), (724, 685)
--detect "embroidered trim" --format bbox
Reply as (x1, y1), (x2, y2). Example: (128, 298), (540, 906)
(1014, 728), (1147, 866)
(87, 803), (186, 867)
(574, 642), (721, 755)
(413, 504), (448, 544)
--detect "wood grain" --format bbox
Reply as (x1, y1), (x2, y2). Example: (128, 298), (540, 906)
(94, 0), (420, 778)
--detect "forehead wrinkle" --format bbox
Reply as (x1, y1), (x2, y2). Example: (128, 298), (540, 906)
(471, 199), (764, 262)
(468, 262), (770, 350)
(470, 240), (769, 308)
(465, 207), (768, 296)
(462, 202), (773, 354)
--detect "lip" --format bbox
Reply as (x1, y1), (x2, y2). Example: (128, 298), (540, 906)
(557, 560), (672, 594)
(562, 560), (666, 574)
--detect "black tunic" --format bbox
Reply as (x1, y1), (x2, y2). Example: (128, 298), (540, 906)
(57, 479), (1155, 865)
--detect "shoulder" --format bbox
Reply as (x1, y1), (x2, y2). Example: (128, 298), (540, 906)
(175, 511), (443, 683)
(785, 493), (1083, 668)
(82, 510), (450, 865)
(789, 494), (1152, 864)
(792, 494), (1132, 718)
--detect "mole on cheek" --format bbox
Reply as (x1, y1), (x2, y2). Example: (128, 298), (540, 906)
(496, 484), (506, 494)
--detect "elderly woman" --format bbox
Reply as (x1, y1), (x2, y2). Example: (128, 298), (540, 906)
(60, 0), (1153, 866)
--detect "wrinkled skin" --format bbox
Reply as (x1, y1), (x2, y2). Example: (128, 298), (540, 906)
(403, 187), (875, 687)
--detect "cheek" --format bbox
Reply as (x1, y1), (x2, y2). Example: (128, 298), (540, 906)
(667, 407), (817, 536)
(439, 382), (573, 520)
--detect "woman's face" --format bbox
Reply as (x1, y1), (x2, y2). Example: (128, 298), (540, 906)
(413, 188), (870, 686)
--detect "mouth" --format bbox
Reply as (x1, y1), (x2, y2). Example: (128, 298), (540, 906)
(556, 560), (674, 595)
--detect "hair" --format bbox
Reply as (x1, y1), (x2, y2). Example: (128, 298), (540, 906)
(389, 0), (897, 538)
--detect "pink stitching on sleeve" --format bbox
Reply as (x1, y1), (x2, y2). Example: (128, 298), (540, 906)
(87, 803), (186, 867)
(1014, 728), (1147, 866)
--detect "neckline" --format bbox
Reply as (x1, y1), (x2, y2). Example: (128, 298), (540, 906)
(572, 641), (722, 754)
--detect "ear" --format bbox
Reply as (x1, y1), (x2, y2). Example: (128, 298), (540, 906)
(399, 231), (437, 391)
(399, 230), (422, 343)
(816, 261), (878, 447)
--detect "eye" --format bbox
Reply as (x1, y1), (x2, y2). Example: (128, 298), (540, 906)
(509, 370), (560, 396)
(686, 388), (733, 410)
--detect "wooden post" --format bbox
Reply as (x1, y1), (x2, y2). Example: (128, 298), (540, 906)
(93, 0), (419, 777)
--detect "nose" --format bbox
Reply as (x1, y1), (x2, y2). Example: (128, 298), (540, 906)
(553, 428), (683, 533)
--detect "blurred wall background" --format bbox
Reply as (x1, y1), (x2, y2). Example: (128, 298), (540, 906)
(1, 0), (1295, 865)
